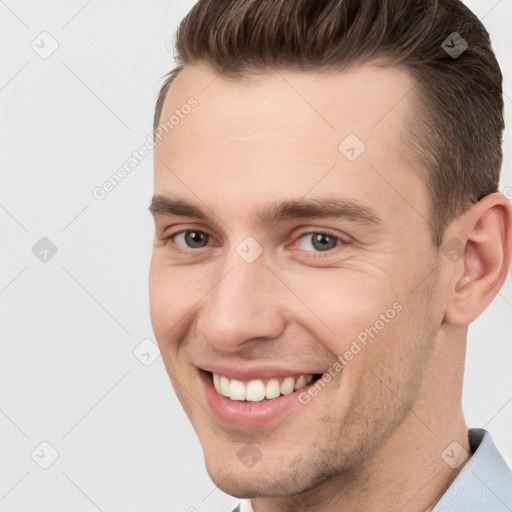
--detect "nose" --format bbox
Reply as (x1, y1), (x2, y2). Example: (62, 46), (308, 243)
(195, 254), (287, 352)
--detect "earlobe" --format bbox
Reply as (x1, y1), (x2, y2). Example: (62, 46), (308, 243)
(444, 193), (512, 326)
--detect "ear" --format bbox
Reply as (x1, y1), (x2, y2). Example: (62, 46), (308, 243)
(443, 192), (512, 326)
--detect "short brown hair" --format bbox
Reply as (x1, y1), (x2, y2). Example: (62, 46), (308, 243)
(154, 0), (504, 247)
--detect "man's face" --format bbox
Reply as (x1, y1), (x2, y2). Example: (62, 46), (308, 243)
(149, 63), (446, 497)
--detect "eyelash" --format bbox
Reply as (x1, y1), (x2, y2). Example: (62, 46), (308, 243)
(164, 228), (346, 255)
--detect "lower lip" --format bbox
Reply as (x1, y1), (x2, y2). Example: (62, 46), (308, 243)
(200, 371), (312, 428)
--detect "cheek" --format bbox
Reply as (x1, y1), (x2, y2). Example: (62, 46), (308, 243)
(284, 267), (402, 357)
(148, 265), (173, 340)
(149, 261), (205, 411)
(148, 258), (201, 339)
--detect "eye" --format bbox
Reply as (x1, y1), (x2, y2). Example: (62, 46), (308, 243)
(296, 232), (342, 252)
(172, 230), (211, 249)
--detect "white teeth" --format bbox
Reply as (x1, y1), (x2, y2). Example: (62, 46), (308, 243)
(212, 373), (314, 402)
(229, 379), (246, 401)
(280, 377), (295, 395)
(246, 380), (266, 402)
(294, 375), (307, 390)
(265, 379), (281, 399)
(219, 376), (230, 397)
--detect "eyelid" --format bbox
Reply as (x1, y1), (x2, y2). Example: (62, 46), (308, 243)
(162, 223), (213, 239)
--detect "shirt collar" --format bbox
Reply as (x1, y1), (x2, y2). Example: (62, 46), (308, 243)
(432, 428), (512, 511)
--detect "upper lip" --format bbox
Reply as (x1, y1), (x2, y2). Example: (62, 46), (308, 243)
(197, 362), (322, 381)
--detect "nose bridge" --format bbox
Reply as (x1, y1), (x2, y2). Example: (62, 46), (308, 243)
(197, 251), (285, 350)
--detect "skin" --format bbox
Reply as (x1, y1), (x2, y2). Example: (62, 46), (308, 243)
(149, 63), (512, 511)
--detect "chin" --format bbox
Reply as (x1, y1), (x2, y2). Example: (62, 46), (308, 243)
(206, 467), (292, 499)
(202, 447), (341, 500)
(203, 460), (257, 497)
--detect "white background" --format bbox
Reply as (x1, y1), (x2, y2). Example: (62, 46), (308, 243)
(1, 1), (511, 511)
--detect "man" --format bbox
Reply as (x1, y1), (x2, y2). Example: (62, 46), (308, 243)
(148, 0), (512, 510)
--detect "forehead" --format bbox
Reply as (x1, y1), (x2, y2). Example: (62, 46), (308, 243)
(157, 61), (418, 143)
(153, 63), (427, 228)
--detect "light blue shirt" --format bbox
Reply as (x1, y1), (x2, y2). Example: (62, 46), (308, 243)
(433, 428), (512, 511)
(231, 429), (512, 511)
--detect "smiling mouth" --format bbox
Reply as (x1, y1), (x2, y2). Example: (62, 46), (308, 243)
(210, 372), (321, 402)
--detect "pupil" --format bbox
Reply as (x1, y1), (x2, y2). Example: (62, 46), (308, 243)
(312, 233), (336, 251)
(185, 231), (207, 248)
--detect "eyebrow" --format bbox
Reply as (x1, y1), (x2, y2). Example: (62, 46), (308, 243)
(149, 196), (208, 220)
(149, 194), (383, 227)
